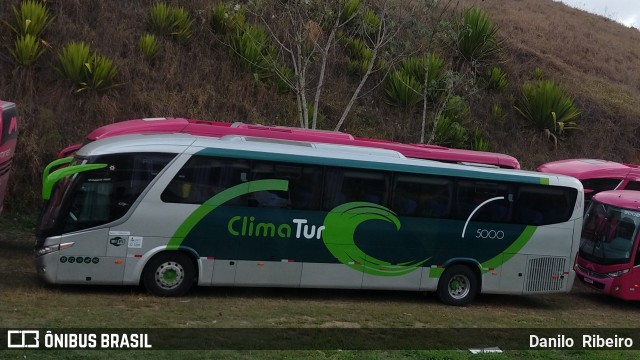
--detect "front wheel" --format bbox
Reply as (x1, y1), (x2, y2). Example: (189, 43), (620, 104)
(437, 265), (478, 306)
(143, 252), (195, 296)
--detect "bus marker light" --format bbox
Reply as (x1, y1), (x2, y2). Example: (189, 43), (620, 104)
(134, 254), (142, 258)
(257, 262), (264, 266)
(207, 257), (215, 260)
(115, 260), (123, 265)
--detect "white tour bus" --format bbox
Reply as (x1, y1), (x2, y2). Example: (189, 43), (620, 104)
(35, 134), (584, 305)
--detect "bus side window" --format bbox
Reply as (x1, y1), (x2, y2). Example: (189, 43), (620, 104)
(161, 156), (250, 204)
(287, 165), (322, 210)
(392, 174), (451, 218)
(456, 181), (511, 222)
(322, 168), (388, 210)
(514, 185), (577, 225)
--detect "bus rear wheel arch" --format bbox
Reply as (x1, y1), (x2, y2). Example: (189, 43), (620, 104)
(143, 251), (196, 296)
(437, 264), (480, 306)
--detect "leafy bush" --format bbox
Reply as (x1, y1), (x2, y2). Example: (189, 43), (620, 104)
(139, 34), (160, 60)
(58, 42), (119, 92)
(456, 8), (503, 68)
(170, 6), (193, 43)
(84, 54), (119, 91)
(211, 3), (246, 34)
(341, 0), (360, 23)
(58, 41), (91, 84)
(148, 3), (193, 42)
(229, 24), (272, 78)
(6, 0), (53, 37)
(487, 66), (507, 91)
(384, 54), (448, 108)
(347, 59), (369, 76)
(443, 95), (471, 125)
(148, 2), (173, 33)
(385, 70), (423, 107)
(343, 37), (372, 61)
(9, 34), (44, 66)
(362, 9), (380, 37)
(433, 115), (468, 148)
(490, 103), (505, 122)
(514, 80), (580, 137)
(470, 129), (490, 151)
(272, 63), (293, 94)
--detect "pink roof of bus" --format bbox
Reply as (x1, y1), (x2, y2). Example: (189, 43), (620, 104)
(74, 117), (520, 169)
(537, 159), (640, 179)
(592, 190), (640, 210)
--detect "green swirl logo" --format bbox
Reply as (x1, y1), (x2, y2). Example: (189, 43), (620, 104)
(322, 202), (430, 276)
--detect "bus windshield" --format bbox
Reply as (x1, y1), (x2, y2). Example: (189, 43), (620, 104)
(579, 202), (640, 265)
(39, 153), (175, 238)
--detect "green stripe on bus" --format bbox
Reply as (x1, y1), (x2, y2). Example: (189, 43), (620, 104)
(42, 163), (108, 200)
(480, 225), (536, 272)
(166, 179), (289, 250)
(540, 177), (550, 185)
(427, 226), (536, 278)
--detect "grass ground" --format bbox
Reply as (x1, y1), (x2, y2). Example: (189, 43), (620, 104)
(1, 215), (640, 358)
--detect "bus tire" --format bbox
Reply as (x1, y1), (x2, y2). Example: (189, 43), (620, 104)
(437, 265), (478, 306)
(143, 252), (195, 296)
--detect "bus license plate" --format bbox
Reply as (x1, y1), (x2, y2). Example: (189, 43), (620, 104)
(583, 277), (593, 284)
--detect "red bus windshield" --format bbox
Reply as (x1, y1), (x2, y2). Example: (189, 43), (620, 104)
(580, 202), (639, 265)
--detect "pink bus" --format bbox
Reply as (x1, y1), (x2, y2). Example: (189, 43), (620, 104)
(538, 159), (640, 205)
(0, 100), (18, 214)
(56, 117), (520, 168)
(575, 190), (640, 300)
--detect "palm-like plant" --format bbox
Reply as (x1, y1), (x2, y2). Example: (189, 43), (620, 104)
(385, 54), (448, 108)
(487, 66), (507, 91)
(58, 41), (119, 91)
(170, 6), (193, 43)
(433, 115), (468, 148)
(385, 70), (423, 107)
(210, 3), (245, 34)
(9, 34), (44, 66)
(139, 34), (160, 60)
(58, 41), (91, 85)
(148, 2), (173, 34)
(229, 24), (271, 78)
(456, 8), (503, 68)
(7, 0), (54, 37)
(84, 53), (119, 91)
(514, 80), (580, 137)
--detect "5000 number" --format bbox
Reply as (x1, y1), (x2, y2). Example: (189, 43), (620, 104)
(476, 229), (504, 239)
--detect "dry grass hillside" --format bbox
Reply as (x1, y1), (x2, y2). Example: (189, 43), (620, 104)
(466, 0), (640, 165)
(1, 0), (639, 210)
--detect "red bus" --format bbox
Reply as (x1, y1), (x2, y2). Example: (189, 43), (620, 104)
(575, 190), (640, 300)
(538, 159), (640, 206)
(56, 117), (520, 168)
(0, 100), (18, 214)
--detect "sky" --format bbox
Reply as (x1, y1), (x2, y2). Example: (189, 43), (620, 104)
(555, 0), (640, 29)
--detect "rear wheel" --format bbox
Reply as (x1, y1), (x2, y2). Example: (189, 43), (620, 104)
(143, 252), (195, 296)
(437, 265), (478, 306)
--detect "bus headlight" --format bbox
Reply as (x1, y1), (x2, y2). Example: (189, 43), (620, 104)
(34, 242), (74, 257)
(607, 269), (630, 278)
